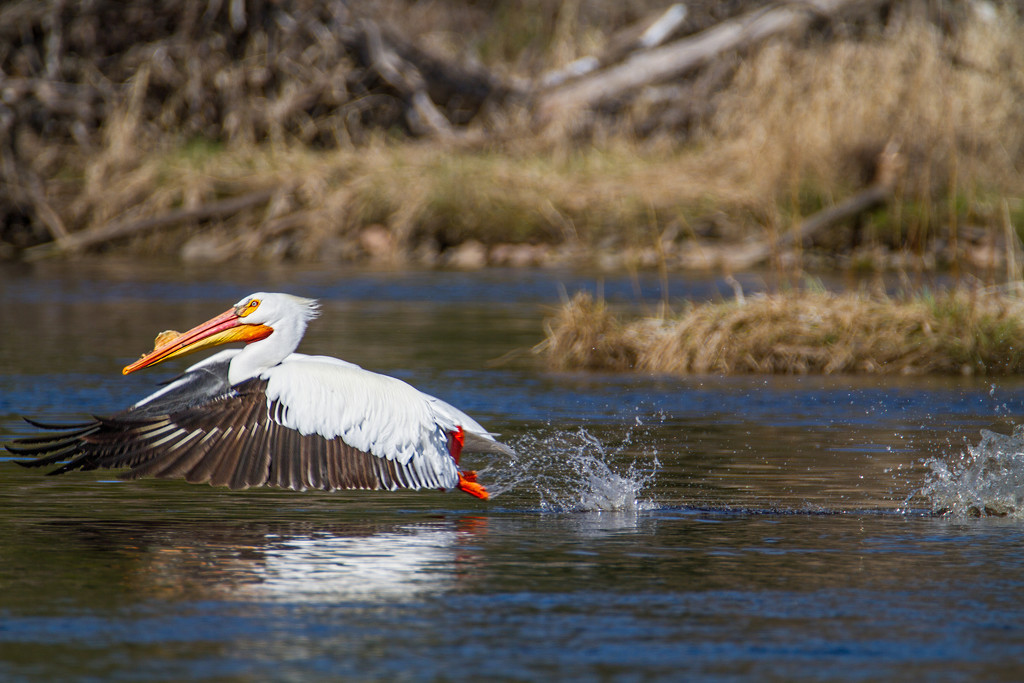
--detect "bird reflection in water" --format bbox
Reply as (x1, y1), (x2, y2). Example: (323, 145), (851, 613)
(59, 516), (490, 602)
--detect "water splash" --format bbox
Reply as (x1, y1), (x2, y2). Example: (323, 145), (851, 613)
(919, 426), (1024, 517)
(481, 425), (659, 512)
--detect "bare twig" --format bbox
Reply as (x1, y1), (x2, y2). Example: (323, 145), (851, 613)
(1003, 199), (1024, 296)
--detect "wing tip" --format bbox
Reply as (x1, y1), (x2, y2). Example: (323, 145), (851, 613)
(462, 431), (516, 458)
(22, 416), (95, 430)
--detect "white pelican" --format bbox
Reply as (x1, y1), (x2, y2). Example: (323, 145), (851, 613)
(8, 292), (513, 499)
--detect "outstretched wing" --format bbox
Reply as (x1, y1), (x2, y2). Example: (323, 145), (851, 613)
(9, 358), (462, 493)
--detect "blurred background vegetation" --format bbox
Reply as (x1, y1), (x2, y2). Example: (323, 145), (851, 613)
(1, 0), (1023, 275)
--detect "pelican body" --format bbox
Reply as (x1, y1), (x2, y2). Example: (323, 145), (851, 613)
(8, 293), (511, 499)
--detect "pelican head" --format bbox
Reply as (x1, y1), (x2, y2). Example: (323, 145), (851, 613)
(123, 293), (320, 380)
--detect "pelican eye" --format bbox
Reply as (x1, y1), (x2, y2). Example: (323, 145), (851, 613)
(238, 299), (261, 317)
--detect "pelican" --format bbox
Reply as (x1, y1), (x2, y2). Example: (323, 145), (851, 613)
(8, 292), (513, 499)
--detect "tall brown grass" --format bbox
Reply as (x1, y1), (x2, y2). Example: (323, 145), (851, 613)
(696, 7), (1024, 246)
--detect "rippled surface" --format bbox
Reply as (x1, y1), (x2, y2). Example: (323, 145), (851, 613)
(2, 261), (1024, 681)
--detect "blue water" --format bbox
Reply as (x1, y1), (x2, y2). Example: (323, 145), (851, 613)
(2, 262), (1024, 681)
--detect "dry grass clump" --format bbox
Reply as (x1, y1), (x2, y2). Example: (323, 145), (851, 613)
(541, 288), (1024, 376)
(536, 292), (643, 371)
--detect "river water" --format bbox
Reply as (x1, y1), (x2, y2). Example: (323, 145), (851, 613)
(1, 261), (1023, 681)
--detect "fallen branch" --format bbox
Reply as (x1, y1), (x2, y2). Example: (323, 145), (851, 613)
(359, 19), (455, 140)
(722, 141), (904, 270)
(535, 0), (881, 126)
(26, 187), (278, 259)
(780, 185), (890, 250)
(539, 3), (689, 88)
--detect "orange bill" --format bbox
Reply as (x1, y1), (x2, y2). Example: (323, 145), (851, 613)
(123, 307), (272, 375)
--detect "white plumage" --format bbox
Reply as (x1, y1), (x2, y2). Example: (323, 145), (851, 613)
(265, 356), (455, 477)
(9, 292), (510, 499)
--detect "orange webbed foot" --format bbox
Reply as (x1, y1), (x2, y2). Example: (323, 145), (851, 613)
(457, 470), (488, 500)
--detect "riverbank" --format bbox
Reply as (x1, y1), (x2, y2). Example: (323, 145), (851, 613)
(2, 1), (1022, 274)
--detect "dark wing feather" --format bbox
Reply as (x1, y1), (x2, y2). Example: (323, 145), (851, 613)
(7, 371), (453, 494)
